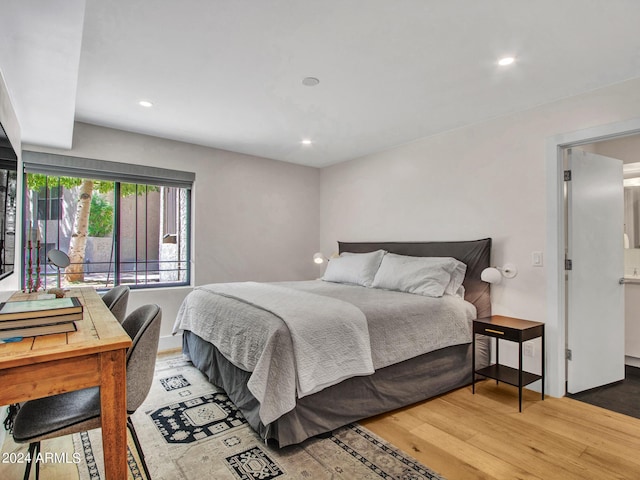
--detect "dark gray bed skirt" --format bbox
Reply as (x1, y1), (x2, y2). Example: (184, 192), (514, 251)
(183, 330), (490, 446)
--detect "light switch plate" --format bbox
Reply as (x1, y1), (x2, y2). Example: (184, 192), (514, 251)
(532, 251), (543, 267)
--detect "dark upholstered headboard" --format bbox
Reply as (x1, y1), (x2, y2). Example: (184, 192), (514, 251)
(338, 238), (492, 319)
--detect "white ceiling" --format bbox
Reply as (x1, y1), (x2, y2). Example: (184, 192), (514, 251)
(0, 0), (85, 149)
(2, 1), (640, 167)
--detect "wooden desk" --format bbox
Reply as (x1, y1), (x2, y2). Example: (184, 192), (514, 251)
(0, 288), (132, 479)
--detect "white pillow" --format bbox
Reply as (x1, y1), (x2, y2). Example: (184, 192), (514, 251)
(446, 259), (467, 296)
(372, 254), (467, 298)
(322, 250), (386, 287)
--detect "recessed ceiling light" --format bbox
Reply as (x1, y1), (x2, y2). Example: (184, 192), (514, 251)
(498, 56), (515, 66)
(302, 77), (320, 87)
(138, 100), (153, 107)
(301, 139), (313, 145)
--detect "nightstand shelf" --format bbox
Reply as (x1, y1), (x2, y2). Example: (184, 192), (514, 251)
(475, 364), (542, 388)
(472, 315), (545, 412)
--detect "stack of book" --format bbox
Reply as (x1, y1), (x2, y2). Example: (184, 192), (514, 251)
(0, 297), (84, 340)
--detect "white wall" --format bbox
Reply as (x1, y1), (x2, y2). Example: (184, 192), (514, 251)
(0, 69), (20, 450)
(320, 77), (640, 396)
(625, 283), (640, 366)
(26, 122), (321, 348)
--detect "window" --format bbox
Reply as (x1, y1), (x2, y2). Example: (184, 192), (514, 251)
(36, 183), (62, 220)
(22, 152), (193, 291)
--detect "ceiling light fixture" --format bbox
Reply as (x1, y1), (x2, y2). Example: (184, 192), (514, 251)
(302, 77), (320, 87)
(301, 139), (312, 145)
(138, 100), (153, 108)
(498, 56), (515, 66)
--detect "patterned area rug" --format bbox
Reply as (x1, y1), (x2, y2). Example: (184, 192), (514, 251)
(73, 355), (445, 480)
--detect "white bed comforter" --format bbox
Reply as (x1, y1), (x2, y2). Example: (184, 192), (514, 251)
(173, 280), (476, 425)
(174, 282), (374, 424)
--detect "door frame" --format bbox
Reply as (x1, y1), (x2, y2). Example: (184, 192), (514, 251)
(546, 117), (640, 398)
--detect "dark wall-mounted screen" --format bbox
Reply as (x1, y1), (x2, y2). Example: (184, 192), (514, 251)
(0, 122), (17, 281)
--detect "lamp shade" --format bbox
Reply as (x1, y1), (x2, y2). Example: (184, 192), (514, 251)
(313, 252), (327, 264)
(47, 249), (70, 268)
(481, 267), (502, 284)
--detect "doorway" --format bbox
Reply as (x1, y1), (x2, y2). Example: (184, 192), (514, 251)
(546, 118), (640, 399)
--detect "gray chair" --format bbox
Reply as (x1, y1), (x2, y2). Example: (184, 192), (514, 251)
(101, 285), (130, 323)
(13, 304), (162, 480)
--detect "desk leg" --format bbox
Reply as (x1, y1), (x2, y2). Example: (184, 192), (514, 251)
(99, 349), (128, 480)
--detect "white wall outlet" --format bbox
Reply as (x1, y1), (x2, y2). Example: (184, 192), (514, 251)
(524, 343), (535, 357)
(532, 251), (543, 267)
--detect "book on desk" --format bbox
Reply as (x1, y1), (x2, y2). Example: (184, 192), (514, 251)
(0, 321), (78, 339)
(0, 297), (83, 339)
(0, 297), (82, 320)
(0, 311), (83, 330)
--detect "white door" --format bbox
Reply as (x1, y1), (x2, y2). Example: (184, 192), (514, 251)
(567, 149), (625, 394)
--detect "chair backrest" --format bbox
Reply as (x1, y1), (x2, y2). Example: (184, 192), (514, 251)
(121, 304), (162, 414)
(102, 286), (130, 323)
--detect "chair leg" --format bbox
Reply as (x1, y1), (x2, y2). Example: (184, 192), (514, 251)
(23, 441), (40, 480)
(127, 417), (151, 480)
(35, 442), (40, 480)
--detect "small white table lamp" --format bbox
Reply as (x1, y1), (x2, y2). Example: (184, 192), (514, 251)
(313, 252), (328, 264)
(481, 264), (518, 284)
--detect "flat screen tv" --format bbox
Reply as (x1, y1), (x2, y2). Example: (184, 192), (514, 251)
(0, 120), (17, 281)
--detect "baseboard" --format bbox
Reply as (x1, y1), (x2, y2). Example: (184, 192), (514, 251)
(625, 355), (640, 369)
(159, 333), (182, 352)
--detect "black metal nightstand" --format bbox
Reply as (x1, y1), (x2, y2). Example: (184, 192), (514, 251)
(472, 315), (545, 412)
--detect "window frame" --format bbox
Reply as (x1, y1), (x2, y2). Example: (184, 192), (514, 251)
(21, 151), (193, 291)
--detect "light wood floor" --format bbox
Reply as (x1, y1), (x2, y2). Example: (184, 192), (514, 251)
(3, 373), (639, 479)
(362, 380), (640, 480)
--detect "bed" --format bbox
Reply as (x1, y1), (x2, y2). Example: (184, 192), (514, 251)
(174, 238), (492, 446)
